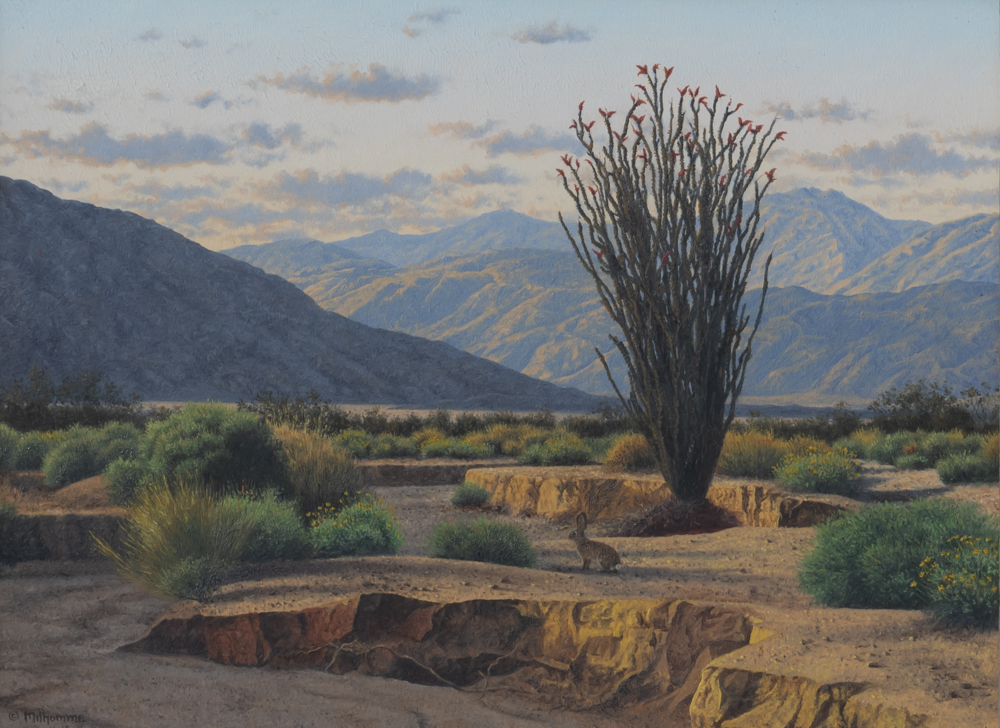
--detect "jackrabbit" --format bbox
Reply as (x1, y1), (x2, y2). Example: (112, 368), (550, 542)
(568, 513), (621, 572)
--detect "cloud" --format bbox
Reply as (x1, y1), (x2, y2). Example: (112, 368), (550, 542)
(797, 132), (999, 179)
(403, 8), (459, 37)
(180, 37), (205, 49)
(937, 129), (1000, 152)
(192, 91), (223, 109)
(47, 98), (93, 114)
(241, 122), (303, 150)
(1, 123), (231, 169)
(511, 21), (590, 44)
(896, 188), (1000, 209)
(259, 63), (440, 103)
(440, 165), (523, 186)
(128, 181), (220, 202)
(763, 98), (871, 123)
(477, 126), (577, 157)
(275, 168), (437, 207)
(428, 120), (498, 140)
(40, 179), (89, 194)
(138, 28), (162, 42)
(145, 91), (168, 102)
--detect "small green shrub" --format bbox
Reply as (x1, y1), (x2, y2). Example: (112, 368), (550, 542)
(141, 403), (286, 497)
(12, 430), (68, 470)
(419, 437), (493, 460)
(0, 424), (18, 471)
(94, 480), (253, 601)
(517, 434), (591, 466)
(451, 482), (491, 509)
(717, 430), (790, 479)
(832, 428), (882, 460)
(274, 427), (367, 518)
(936, 453), (999, 484)
(104, 457), (152, 505)
(917, 431), (975, 467)
(219, 492), (310, 563)
(798, 499), (999, 611)
(980, 432), (999, 464)
(865, 431), (920, 466)
(371, 434), (419, 459)
(428, 518), (536, 567)
(309, 494), (403, 558)
(0, 503), (48, 565)
(894, 453), (929, 471)
(41, 423), (141, 488)
(774, 447), (861, 496)
(602, 433), (655, 472)
(332, 429), (374, 458)
(912, 535), (998, 629)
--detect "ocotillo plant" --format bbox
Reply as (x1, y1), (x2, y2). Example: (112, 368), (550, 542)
(557, 64), (784, 505)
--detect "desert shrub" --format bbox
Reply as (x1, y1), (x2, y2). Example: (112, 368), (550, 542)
(869, 379), (974, 434)
(936, 453), (999, 484)
(786, 436), (830, 457)
(517, 433), (591, 466)
(774, 447), (862, 496)
(981, 432), (999, 464)
(420, 437), (494, 460)
(717, 430), (791, 479)
(331, 429), (374, 458)
(42, 423), (141, 488)
(219, 492), (310, 563)
(916, 430), (976, 467)
(428, 517), (536, 567)
(741, 403), (864, 444)
(94, 480), (253, 601)
(273, 426), (367, 518)
(370, 434), (419, 459)
(12, 430), (68, 470)
(104, 457), (152, 506)
(798, 499), (999, 610)
(833, 428), (882, 460)
(0, 424), (18, 471)
(584, 434), (619, 463)
(451, 482), (491, 509)
(894, 453), (929, 471)
(411, 428), (446, 447)
(912, 535), (999, 630)
(141, 403), (286, 497)
(865, 430), (921, 466)
(603, 433), (655, 472)
(0, 502), (47, 565)
(478, 424), (551, 457)
(309, 494), (403, 558)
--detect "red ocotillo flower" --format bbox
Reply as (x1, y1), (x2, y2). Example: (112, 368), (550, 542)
(585, 120), (597, 131)
(715, 85), (726, 99)
(699, 96), (708, 107)
(732, 102), (743, 112)
(765, 168), (776, 182)
(692, 86), (700, 97)
(576, 159), (580, 170)
(561, 154), (572, 166)
(678, 168), (686, 177)
(661, 252), (671, 265)
(632, 125), (643, 137)
(556, 169), (565, 178)
(636, 64), (648, 75)
(727, 132), (735, 147)
(588, 186), (597, 196)
(592, 248), (604, 259)
(579, 101), (585, 111)
(744, 168), (753, 175)
(635, 84), (646, 91)
(719, 174), (727, 187)
(663, 66), (674, 80)
(775, 131), (787, 140)
(735, 215), (742, 225)
(569, 120), (577, 130)
(678, 85), (689, 96)
(753, 124), (763, 134)
(634, 115), (645, 125)
(726, 225), (734, 236)
(670, 151), (679, 160)
(652, 63), (659, 72)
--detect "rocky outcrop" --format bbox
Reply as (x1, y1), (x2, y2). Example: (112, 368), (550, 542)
(464, 467), (849, 526)
(124, 594), (752, 710)
(689, 666), (929, 727)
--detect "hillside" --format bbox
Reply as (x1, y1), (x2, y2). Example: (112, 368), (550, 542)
(0, 177), (602, 410)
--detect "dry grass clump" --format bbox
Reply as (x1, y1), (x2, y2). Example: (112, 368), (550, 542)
(980, 432), (999, 464)
(717, 430), (791, 479)
(273, 426), (367, 517)
(602, 433), (655, 472)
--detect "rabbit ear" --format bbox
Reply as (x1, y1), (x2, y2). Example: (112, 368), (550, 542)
(576, 513), (587, 531)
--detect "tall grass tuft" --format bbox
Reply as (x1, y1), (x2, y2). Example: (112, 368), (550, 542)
(273, 426), (367, 518)
(602, 433), (655, 472)
(94, 479), (253, 601)
(717, 430), (790, 479)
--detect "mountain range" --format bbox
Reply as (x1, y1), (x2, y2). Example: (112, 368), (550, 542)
(225, 189), (999, 403)
(0, 176), (601, 410)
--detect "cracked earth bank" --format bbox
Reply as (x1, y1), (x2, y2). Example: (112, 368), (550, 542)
(1, 469), (997, 727)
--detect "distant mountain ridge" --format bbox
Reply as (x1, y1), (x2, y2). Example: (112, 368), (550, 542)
(0, 176), (602, 410)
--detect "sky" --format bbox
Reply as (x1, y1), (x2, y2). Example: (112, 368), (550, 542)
(1, 0), (998, 251)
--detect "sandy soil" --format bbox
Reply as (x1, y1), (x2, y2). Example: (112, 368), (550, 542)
(1, 466), (998, 727)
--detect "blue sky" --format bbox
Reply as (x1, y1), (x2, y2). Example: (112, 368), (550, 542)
(1, 0), (997, 250)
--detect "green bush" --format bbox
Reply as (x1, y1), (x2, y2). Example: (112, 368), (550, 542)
(798, 499), (999, 611)
(309, 495), (403, 558)
(420, 437), (493, 460)
(894, 453), (929, 471)
(332, 429), (374, 458)
(451, 482), (491, 509)
(517, 434), (591, 466)
(914, 535), (998, 629)
(12, 430), (68, 470)
(936, 453), (999, 484)
(717, 430), (790, 479)
(428, 517), (536, 567)
(865, 431), (920, 466)
(140, 403), (286, 496)
(273, 426), (367, 518)
(832, 428), (882, 460)
(0, 503), (48, 565)
(774, 447), (861, 496)
(219, 492), (310, 562)
(41, 423), (141, 488)
(0, 424), (18, 471)
(104, 457), (152, 505)
(371, 434), (419, 459)
(94, 480), (253, 601)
